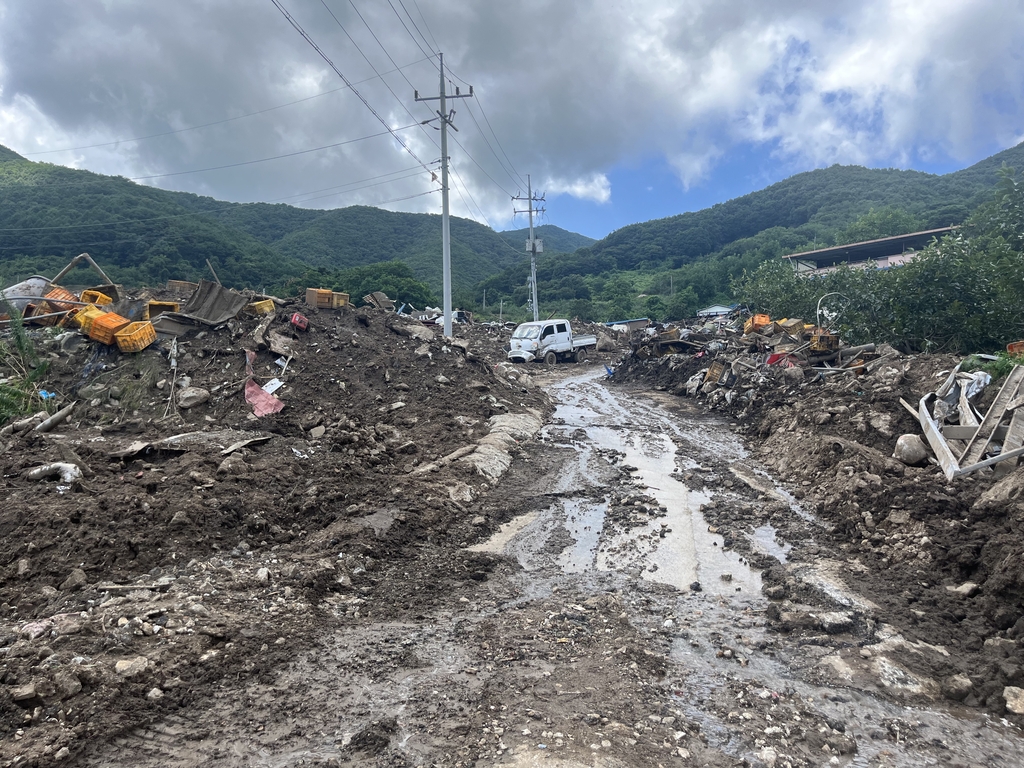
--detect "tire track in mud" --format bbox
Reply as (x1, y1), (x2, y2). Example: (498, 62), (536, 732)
(78, 369), (1024, 767)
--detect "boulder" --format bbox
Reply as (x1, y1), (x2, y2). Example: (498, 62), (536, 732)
(893, 434), (929, 466)
(177, 387), (210, 409)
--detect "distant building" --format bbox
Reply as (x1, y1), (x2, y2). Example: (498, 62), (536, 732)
(696, 304), (736, 317)
(783, 227), (955, 275)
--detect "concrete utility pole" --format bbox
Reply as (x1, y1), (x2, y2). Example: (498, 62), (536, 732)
(513, 175), (545, 322)
(415, 53), (473, 338)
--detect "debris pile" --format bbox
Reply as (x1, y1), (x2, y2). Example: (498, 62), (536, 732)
(614, 311), (1024, 713)
(0, 261), (564, 765)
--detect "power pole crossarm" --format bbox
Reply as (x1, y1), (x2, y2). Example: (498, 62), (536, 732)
(513, 176), (545, 322)
(415, 52), (473, 339)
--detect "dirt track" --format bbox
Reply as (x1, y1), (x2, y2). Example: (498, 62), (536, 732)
(4, 306), (1024, 766)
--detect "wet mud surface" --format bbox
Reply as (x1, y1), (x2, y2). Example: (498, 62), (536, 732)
(4, 309), (1024, 766)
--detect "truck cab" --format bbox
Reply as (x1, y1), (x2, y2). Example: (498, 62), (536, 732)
(508, 320), (596, 364)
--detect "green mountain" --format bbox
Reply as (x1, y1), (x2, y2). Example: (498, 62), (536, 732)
(497, 224), (595, 254)
(474, 141), (1024, 321)
(0, 145), (564, 296)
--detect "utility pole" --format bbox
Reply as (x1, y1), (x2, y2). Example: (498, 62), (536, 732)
(513, 176), (545, 322)
(415, 53), (472, 338)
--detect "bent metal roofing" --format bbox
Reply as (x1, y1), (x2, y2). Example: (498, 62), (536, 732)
(782, 227), (956, 268)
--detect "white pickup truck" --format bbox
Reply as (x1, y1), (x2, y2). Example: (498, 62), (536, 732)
(507, 319), (598, 365)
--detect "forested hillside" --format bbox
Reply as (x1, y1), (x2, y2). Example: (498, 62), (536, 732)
(497, 224), (595, 254)
(474, 142), (1024, 324)
(0, 145), (539, 297)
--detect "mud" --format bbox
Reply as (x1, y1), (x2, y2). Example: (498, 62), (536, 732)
(3, 305), (1024, 767)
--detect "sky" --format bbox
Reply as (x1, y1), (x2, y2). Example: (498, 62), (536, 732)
(1, 0), (1022, 241)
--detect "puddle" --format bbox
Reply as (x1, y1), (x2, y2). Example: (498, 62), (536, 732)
(476, 369), (762, 596)
(748, 524), (792, 563)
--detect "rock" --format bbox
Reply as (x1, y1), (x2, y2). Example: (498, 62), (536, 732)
(52, 670), (82, 700)
(78, 383), (108, 400)
(946, 581), (980, 598)
(177, 387), (210, 408)
(12, 683), (37, 701)
(942, 674), (973, 701)
(146, 687), (165, 701)
(436, 375), (450, 384)
(782, 366), (805, 386)
(309, 425), (326, 439)
(55, 747), (70, 760)
(471, 516), (487, 526)
(216, 455), (247, 476)
(16, 558), (30, 577)
(1004, 686), (1024, 714)
(59, 568), (88, 591)
(779, 611), (818, 631)
(186, 602), (211, 618)
(169, 510), (193, 528)
(893, 434), (929, 466)
(390, 401), (406, 411)
(115, 657), (149, 677)
(468, 380), (489, 391)
(689, 581), (702, 592)
(759, 746), (778, 767)
(818, 611), (855, 634)
(414, 344), (432, 358)
(255, 567), (271, 584)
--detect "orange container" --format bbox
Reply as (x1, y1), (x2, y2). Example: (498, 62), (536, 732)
(80, 289), (113, 306)
(1008, 340), (1024, 356)
(44, 286), (79, 312)
(89, 312), (131, 345)
(115, 321), (157, 353)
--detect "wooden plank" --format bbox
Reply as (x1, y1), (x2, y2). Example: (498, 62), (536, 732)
(899, 397), (919, 420)
(920, 394), (961, 481)
(994, 409), (1024, 477)
(942, 425), (1007, 441)
(959, 366), (1024, 466)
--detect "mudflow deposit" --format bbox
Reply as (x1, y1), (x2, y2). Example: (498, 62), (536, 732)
(3, 296), (1024, 768)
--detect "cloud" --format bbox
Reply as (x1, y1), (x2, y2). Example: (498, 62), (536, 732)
(0, 0), (1020, 237)
(543, 172), (611, 204)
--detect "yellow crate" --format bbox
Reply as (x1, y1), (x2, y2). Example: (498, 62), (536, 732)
(810, 333), (839, 352)
(146, 300), (179, 320)
(89, 312), (131, 345)
(115, 321), (157, 353)
(249, 299), (276, 315)
(80, 289), (113, 306)
(74, 304), (106, 333)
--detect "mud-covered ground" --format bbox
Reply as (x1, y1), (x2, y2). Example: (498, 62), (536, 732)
(615, 343), (1024, 718)
(3, 301), (1024, 767)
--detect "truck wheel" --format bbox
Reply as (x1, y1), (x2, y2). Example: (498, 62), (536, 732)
(544, 351), (557, 366)
(575, 348), (588, 363)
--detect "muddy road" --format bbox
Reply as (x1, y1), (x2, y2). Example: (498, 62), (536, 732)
(61, 368), (1022, 767)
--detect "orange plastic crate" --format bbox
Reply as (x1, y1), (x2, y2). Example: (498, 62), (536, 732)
(1008, 340), (1024, 356)
(44, 286), (79, 312)
(115, 321), (156, 353)
(80, 289), (113, 306)
(89, 312), (131, 345)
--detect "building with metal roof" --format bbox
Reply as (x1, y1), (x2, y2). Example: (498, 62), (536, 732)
(783, 227), (955, 275)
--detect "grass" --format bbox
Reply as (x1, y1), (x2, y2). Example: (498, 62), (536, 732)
(961, 351), (1024, 380)
(0, 300), (51, 426)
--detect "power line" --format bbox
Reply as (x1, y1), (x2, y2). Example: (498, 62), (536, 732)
(406, 0), (442, 54)
(18, 59), (430, 157)
(270, 0), (434, 175)
(0, 189), (438, 252)
(386, 0), (437, 63)
(318, 0), (442, 156)
(0, 164), (432, 233)
(1, 123), (425, 192)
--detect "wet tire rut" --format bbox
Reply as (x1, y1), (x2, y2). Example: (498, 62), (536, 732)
(78, 369), (1024, 767)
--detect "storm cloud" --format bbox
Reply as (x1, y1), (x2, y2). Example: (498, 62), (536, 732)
(1, 0), (1021, 235)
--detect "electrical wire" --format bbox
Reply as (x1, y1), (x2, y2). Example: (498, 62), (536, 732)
(0, 189), (440, 252)
(270, 0), (435, 176)
(318, 0), (442, 157)
(386, 0), (437, 63)
(405, 0), (442, 56)
(18, 59), (431, 157)
(0, 164), (433, 233)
